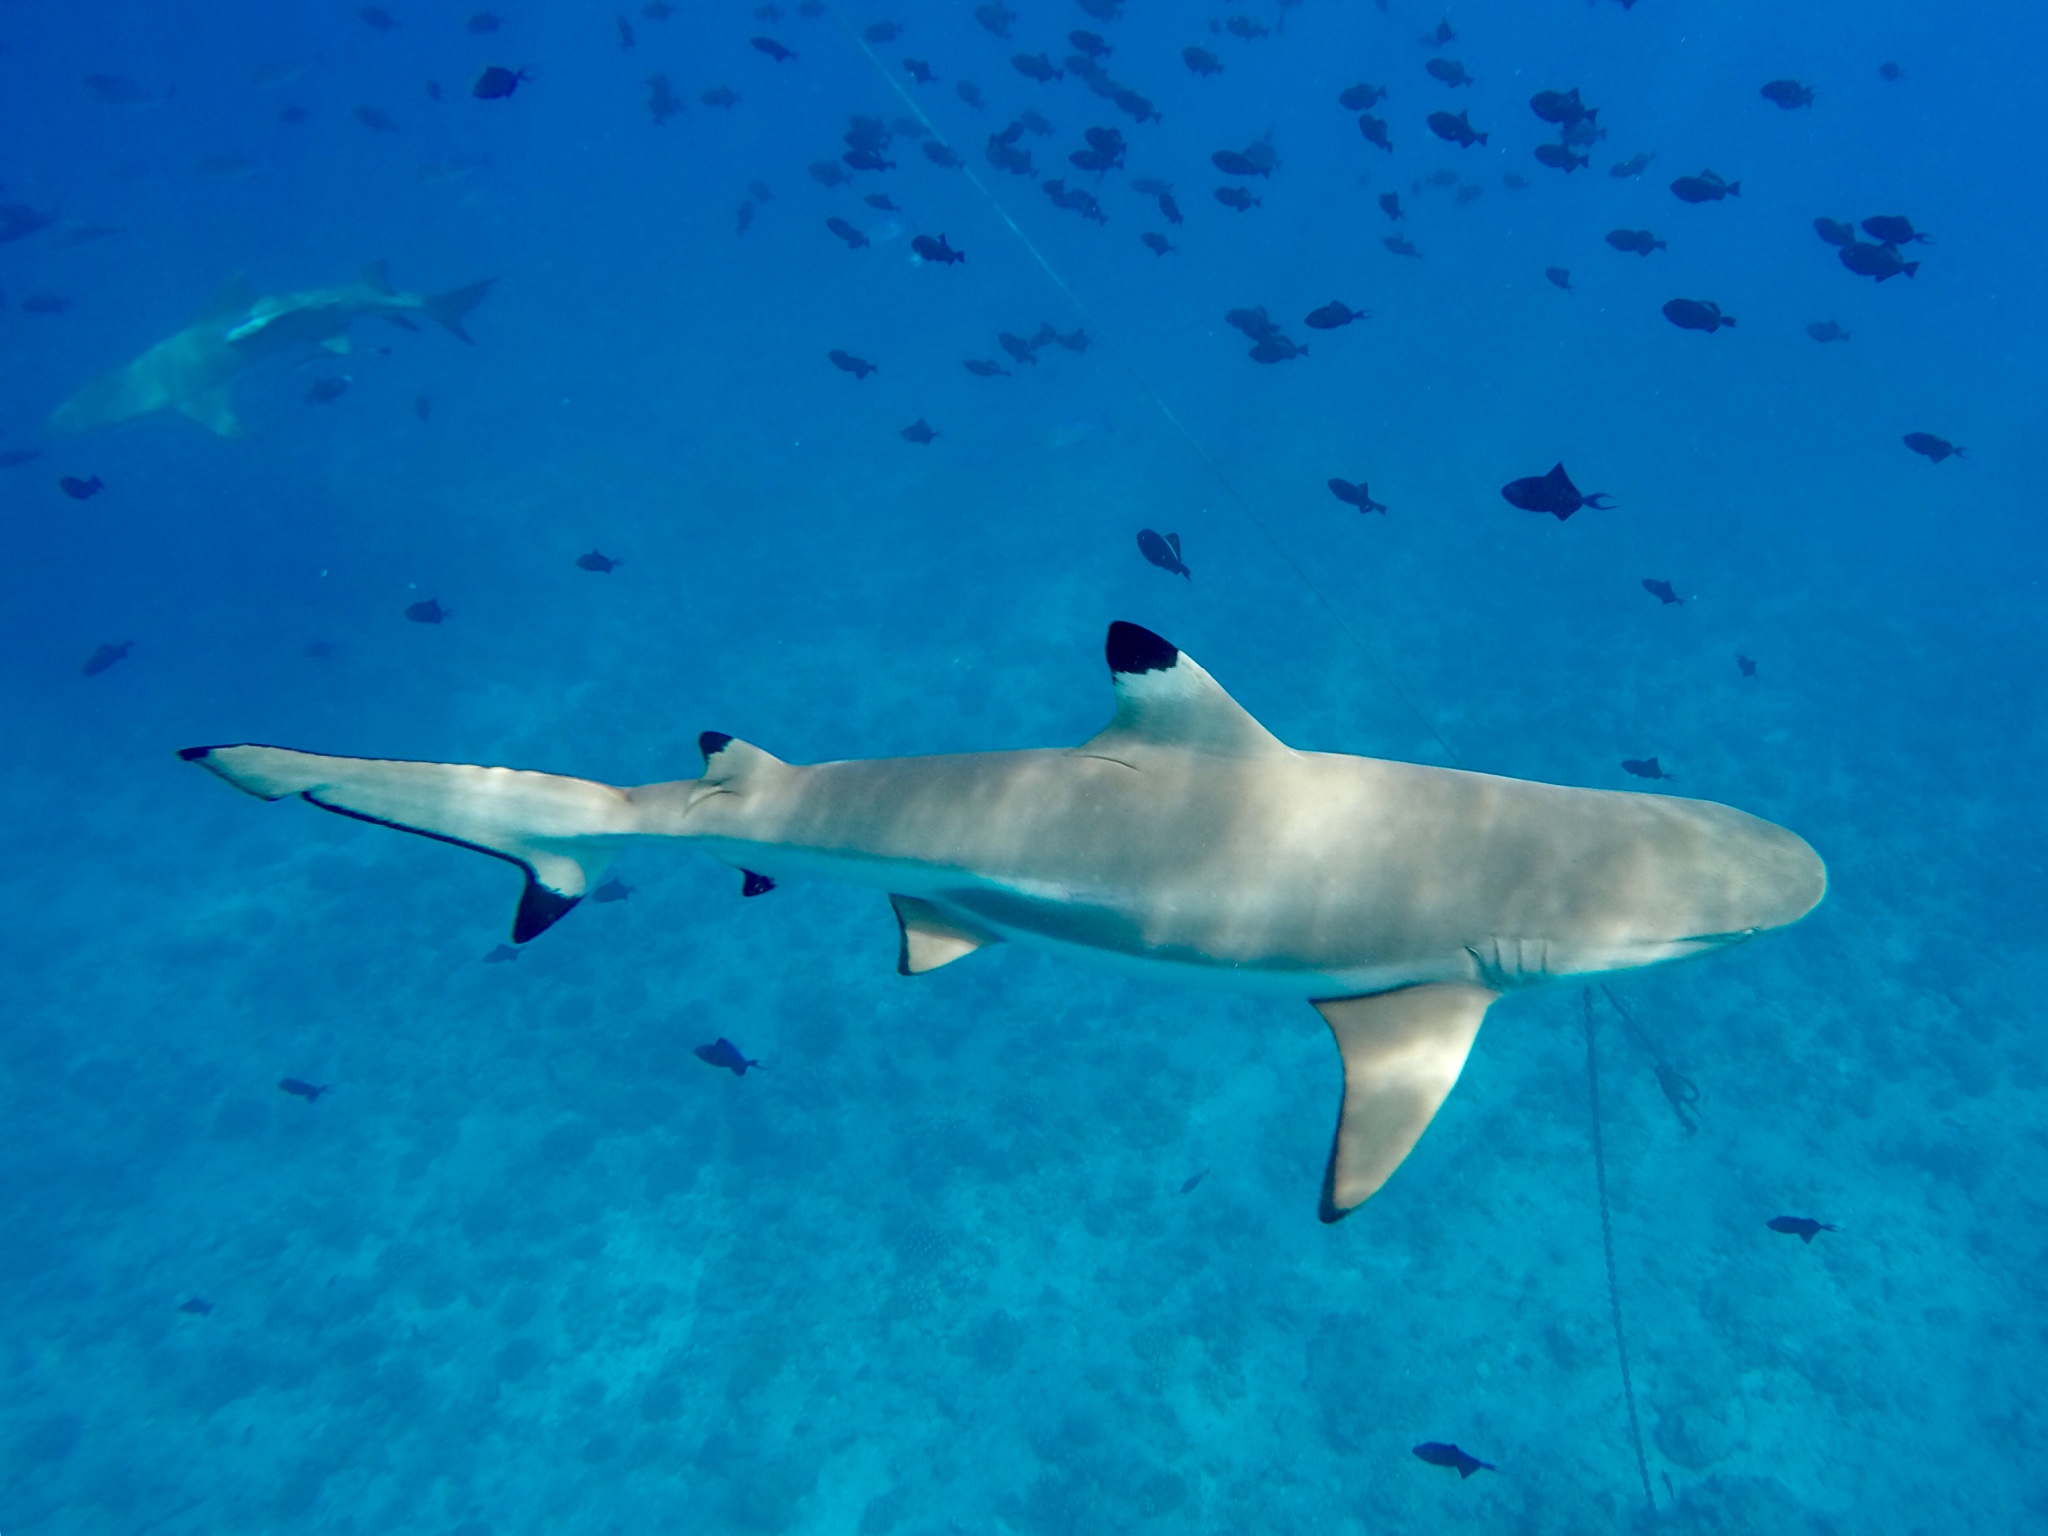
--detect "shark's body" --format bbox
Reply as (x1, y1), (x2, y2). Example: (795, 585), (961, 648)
(51, 262), (493, 436)
(182, 623), (1825, 1219)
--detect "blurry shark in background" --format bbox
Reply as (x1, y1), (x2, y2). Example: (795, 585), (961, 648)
(50, 262), (494, 436)
(179, 622), (1825, 1221)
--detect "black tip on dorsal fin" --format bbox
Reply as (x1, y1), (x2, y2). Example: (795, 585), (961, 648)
(699, 730), (734, 763)
(1106, 621), (1177, 676)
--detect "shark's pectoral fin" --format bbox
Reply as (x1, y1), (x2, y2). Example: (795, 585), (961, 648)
(891, 895), (1001, 974)
(1312, 983), (1499, 1222)
(178, 744), (633, 942)
(177, 386), (243, 437)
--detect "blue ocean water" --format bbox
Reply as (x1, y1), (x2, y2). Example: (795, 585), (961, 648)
(4, 0), (2044, 1531)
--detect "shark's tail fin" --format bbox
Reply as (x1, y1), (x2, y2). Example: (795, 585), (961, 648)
(179, 744), (633, 941)
(423, 277), (497, 343)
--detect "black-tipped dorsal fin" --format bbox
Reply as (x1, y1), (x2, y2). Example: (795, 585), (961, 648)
(1078, 621), (1289, 759)
(697, 731), (787, 788)
(198, 273), (256, 322)
(891, 895), (1002, 974)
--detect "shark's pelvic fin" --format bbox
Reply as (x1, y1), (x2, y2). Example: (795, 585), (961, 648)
(1078, 621), (1290, 760)
(891, 895), (1002, 974)
(177, 386), (243, 437)
(177, 744), (632, 941)
(1313, 983), (1499, 1222)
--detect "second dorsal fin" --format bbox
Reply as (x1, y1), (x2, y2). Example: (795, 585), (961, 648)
(1077, 621), (1289, 759)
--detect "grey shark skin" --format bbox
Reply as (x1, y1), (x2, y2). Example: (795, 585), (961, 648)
(51, 262), (494, 436)
(180, 623), (1824, 1220)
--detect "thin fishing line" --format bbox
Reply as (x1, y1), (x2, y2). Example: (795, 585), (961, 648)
(834, 21), (1461, 767)
(1584, 987), (1656, 1521)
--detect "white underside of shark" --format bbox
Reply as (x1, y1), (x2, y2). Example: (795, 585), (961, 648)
(181, 622), (1826, 1220)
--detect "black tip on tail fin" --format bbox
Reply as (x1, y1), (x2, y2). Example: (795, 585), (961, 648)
(513, 876), (580, 942)
(425, 277), (498, 342)
(1106, 621), (1178, 676)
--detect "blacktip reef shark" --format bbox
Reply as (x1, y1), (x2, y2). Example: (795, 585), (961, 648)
(50, 262), (494, 436)
(180, 622), (1825, 1221)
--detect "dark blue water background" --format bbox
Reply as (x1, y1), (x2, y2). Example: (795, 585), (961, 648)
(3, 1), (2043, 1531)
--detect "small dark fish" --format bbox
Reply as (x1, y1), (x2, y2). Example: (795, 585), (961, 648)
(1605, 228), (1666, 256)
(468, 12), (502, 33)
(863, 20), (902, 42)
(998, 332), (1038, 365)
(1767, 1215), (1838, 1243)
(701, 85), (740, 109)
(1561, 115), (1606, 148)
(1424, 58), (1473, 88)
(963, 359), (1010, 377)
(1013, 52), (1062, 84)
(1357, 114), (1393, 152)
(855, 191), (896, 214)
(1069, 29), (1111, 58)
(904, 59), (935, 85)
(82, 641), (132, 676)
(1737, 654), (1758, 678)
(956, 80), (985, 109)
(1529, 87), (1592, 125)
(1760, 79), (1814, 109)
(1903, 432), (1963, 463)
(1248, 333), (1306, 363)
(1861, 214), (1929, 247)
(1225, 306), (1278, 341)
(1327, 478), (1387, 514)
(178, 1297), (214, 1315)
(826, 216), (870, 250)
(1052, 328), (1088, 352)
(1379, 191), (1404, 222)
(279, 1078), (329, 1102)
(1839, 241), (1917, 281)
(1663, 297), (1736, 332)
(0, 448), (44, 467)
(900, 418), (937, 445)
(694, 1037), (762, 1075)
(974, 1), (1016, 37)
(842, 148), (895, 172)
(923, 141), (963, 169)
(1546, 267), (1572, 291)
(750, 37), (795, 62)
(576, 549), (619, 573)
(1427, 110), (1486, 148)
(591, 876), (633, 903)
(1621, 757), (1673, 781)
(828, 348), (877, 379)
(1338, 82), (1386, 110)
(1213, 149), (1263, 177)
(647, 76), (682, 125)
(354, 104), (399, 132)
(1383, 234), (1420, 258)
(1642, 578), (1684, 606)
(1183, 46), (1224, 77)
(1806, 320), (1848, 343)
(484, 942), (520, 963)
(1178, 1169), (1208, 1195)
(1670, 169), (1739, 203)
(1533, 143), (1587, 172)
(1413, 1443), (1493, 1479)
(306, 376), (349, 404)
(357, 4), (396, 29)
(405, 598), (449, 624)
(1215, 186), (1260, 212)
(60, 474), (104, 500)
(1502, 463), (1614, 521)
(1141, 231), (1175, 256)
(912, 233), (964, 265)
(1225, 15), (1270, 40)
(1159, 191), (1184, 224)
(1812, 216), (1856, 247)
(1610, 151), (1655, 179)
(22, 292), (72, 313)
(1137, 528), (1191, 579)
(1879, 61), (1902, 82)
(1305, 300), (1367, 329)
(1420, 18), (1454, 46)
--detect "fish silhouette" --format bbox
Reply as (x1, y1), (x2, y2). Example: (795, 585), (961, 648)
(1413, 1443), (1493, 1478)
(828, 349), (877, 379)
(1663, 297), (1735, 332)
(484, 942), (520, 962)
(82, 641), (134, 676)
(279, 1078), (328, 1102)
(1179, 1168), (1208, 1195)
(750, 37), (795, 62)
(963, 359), (1010, 377)
(60, 474), (104, 500)
(178, 1297), (214, 1315)
(1305, 300), (1367, 329)
(1501, 463), (1614, 520)
(900, 418), (938, 445)
(1642, 578), (1684, 606)
(1137, 528), (1190, 579)
(1767, 1215), (1838, 1243)
(1605, 229), (1665, 255)
(1621, 757), (1674, 781)
(1546, 267), (1572, 291)
(1760, 79), (1814, 109)
(576, 549), (618, 573)
(472, 66), (528, 99)
(405, 599), (448, 624)
(911, 233), (964, 265)
(1427, 109), (1486, 147)
(1902, 432), (1962, 463)
(1383, 234), (1420, 258)
(826, 217), (869, 251)
(591, 876), (633, 903)
(1534, 143), (1587, 172)
(1670, 169), (1739, 203)
(694, 1037), (761, 1075)
(1862, 214), (1929, 247)
(1141, 232), (1175, 256)
(1327, 478), (1387, 514)
(1806, 320), (1849, 343)
(1183, 46), (1223, 76)
(1813, 217), (1855, 247)
(1357, 114), (1392, 152)
(1838, 242), (1917, 281)
(1736, 655), (1758, 678)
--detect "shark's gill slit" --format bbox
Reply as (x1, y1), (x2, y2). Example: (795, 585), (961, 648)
(835, 19), (1462, 769)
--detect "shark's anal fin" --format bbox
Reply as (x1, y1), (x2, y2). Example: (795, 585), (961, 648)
(1312, 983), (1498, 1222)
(1077, 621), (1290, 760)
(891, 895), (1001, 975)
